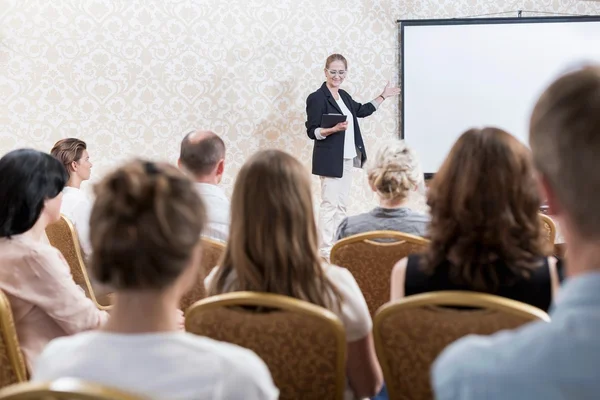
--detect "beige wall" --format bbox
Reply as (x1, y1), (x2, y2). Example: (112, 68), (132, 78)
(1, 0), (599, 215)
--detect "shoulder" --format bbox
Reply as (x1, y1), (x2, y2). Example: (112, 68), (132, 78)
(34, 332), (98, 377)
(307, 88), (325, 101)
(432, 320), (558, 393)
(337, 212), (374, 237)
(186, 335), (278, 398)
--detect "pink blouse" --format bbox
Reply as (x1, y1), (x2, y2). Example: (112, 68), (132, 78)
(0, 232), (109, 372)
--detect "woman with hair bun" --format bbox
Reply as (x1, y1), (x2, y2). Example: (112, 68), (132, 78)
(336, 139), (430, 240)
(0, 149), (108, 371)
(33, 160), (278, 400)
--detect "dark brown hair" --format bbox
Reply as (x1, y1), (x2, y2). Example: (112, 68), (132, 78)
(208, 150), (341, 310)
(325, 54), (347, 69)
(423, 127), (550, 291)
(50, 138), (87, 173)
(90, 160), (206, 290)
(530, 66), (600, 238)
(179, 131), (225, 177)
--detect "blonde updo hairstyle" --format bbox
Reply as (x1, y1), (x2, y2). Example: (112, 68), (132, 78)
(367, 139), (420, 202)
(89, 160), (206, 291)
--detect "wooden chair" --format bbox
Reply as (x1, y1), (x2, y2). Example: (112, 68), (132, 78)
(539, 213), (557, 244)
(331, 231), (429, 316)
(0, 290), (27, 389)
(45, 215), (111, 310)
(179, 237), (225, 311)
(374, 291), (550, 400)
(186, 292), (346, 400)
(0, 378), (144, 399)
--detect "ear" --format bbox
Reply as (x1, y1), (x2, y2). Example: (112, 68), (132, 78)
(536, 171), (562, 216)
(69, 161), (78, 173)
(177, 158), (182, 169)
(216, 159), (225, 176)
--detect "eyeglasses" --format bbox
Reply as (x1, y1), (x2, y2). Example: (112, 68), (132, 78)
(327, 70), (346, 77)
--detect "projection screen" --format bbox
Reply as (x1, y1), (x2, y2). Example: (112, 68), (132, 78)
(400, 17), (600, 176)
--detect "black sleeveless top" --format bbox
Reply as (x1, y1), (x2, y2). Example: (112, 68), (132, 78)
(405, 254), (552, 311)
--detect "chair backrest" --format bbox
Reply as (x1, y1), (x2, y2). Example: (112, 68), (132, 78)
(331, 231), (430, 316)
(186, 292), (346, 400)
(179, 237), (226, 311)
(374, 291), (550, 400)
(45, 215), (109, 311)
(0, 290), (27, 389)
(0, 378), (145, 399)
(539, 213), (557, 244)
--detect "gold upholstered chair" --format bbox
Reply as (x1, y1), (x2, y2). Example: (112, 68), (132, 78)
(0, 378), (144, 400)
(185, 292), (346, 400)
(331, 231), (429, 316)
(45, 215), (111, 310)
(179, 237), (225, 311)
(539, 213), (557, 245)
(374, 291), (550, 400)
(0, 290), (27, 389)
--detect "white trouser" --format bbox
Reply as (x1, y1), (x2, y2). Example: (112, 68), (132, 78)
(319, 159), (353, 258)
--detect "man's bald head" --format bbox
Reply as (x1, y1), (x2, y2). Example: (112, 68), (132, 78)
(179, 130), (226, 178)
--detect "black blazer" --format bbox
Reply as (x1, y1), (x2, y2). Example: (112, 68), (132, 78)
(305, 82), (377, 178)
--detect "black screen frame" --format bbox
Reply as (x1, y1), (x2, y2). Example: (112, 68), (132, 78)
(398, 15), (600, 179)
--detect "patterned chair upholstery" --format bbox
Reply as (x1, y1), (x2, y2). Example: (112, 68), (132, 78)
(374, 291), (550, 400)
(0, 290), (27, 389)
(185, 292), (346, 400)
(179, 237), (225, 311)
(331, 231), (429, 316)
(0, 378), (144, 399)
(539, 213), (557, 244)
(45, 215), (111, 310)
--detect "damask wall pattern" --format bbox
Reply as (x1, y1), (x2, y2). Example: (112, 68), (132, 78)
(1, 0), (599, 215)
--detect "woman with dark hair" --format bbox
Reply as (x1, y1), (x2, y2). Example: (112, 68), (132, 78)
(390, 128), (560, 311)
(33, 160), (277, 399)
(0, 149), (108, 371)
(207, 149), (383, 399)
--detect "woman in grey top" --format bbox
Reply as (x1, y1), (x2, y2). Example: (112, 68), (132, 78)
(336, 139), (429, 240)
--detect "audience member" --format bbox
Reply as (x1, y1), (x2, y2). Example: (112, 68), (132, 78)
(391, 127), (559, 311)
(432, 66), (600, 400)
(206, 149), (383, 400)
(33, 160), (278, 400)
(336, 139), (429, 240)
(178, 130), (229, 242)
(0, 149), (108, 371)
(50, 138), (93, 256)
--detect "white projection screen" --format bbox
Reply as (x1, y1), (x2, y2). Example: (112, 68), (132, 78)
(400, 17), (600, 176)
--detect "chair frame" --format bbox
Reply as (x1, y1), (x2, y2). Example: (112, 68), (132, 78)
(373, 291), (550, 400)
(46, 215), (111, 311)
(331, 230), (430, 255)
(0, 290), (27, 384)
(186, 291), (347, 400)
(539, 213), (557, 244)
(0, 378), (144, 399)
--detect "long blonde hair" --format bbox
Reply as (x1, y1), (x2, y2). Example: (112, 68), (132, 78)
(208, 150), (341, 309)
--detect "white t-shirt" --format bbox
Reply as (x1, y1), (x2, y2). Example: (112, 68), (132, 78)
(60, 187), (92, 257)
(195, 183), (230, 242)
(334, 97), (357, 160)
(205, 264), (372, 399)
(33, 331), (279, 400)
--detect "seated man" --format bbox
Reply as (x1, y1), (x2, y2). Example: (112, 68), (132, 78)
(178, 130), (229, 242)
(432, 66), (600, 399)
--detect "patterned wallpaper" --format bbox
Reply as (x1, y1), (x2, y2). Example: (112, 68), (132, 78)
(1, 0), (599, 215)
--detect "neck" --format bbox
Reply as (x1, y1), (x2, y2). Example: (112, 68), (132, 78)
(102, 290), (180, 334)
(379, 196), (408, 209)
(67, 176), (82, 189)
(27, 215), (49, 242)
(195, 175), (219, 185)
(326, 83), (339, 95)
